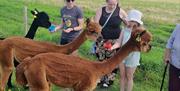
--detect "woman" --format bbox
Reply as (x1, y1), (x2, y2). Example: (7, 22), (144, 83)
(164, 24), (180, 91)
(111, 9), (143, 91)
(94, 0), (128, 88)
(54, 0), (84, 45)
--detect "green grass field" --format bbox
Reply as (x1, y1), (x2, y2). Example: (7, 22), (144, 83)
(0, 0), (180, 91)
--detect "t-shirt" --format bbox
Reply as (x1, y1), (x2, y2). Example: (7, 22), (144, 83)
(60, 6), (83, 40)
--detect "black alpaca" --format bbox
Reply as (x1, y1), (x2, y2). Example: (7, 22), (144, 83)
(7, 9), (51, 89)
(25, 9), (51, 39)
(0, 9), (51, 40)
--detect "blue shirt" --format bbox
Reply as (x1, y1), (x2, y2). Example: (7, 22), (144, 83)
(166, 24), (180, 69)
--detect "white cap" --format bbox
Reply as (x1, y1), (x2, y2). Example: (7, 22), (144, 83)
(127, 9), (143, 25)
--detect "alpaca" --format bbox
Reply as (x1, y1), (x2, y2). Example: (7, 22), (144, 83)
(16, 27), (152, 91)
(4, 9), (52, 88)
(0, 18), (101, 91)
(25, 9), (51, 39)
(0, 9), (51, 40)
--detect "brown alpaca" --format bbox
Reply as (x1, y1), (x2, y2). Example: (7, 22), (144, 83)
(0, 19), (101, 91)
(16, 27), (152, 91)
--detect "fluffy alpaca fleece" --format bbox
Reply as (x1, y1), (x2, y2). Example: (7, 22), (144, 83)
(1, 9), (52, 88)
(16, 27), (152, 91)
(0, 19), (101, 91)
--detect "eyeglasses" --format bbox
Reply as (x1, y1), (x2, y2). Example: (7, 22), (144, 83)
(66, 0), (74, 2)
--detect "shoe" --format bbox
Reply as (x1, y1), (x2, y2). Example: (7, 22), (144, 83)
(23, 84), (29, 89)
(102, 83), (109, 88)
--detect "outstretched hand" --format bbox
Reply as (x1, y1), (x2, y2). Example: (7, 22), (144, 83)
(63, 28), (73, 33)
(164, 58), (170, 65)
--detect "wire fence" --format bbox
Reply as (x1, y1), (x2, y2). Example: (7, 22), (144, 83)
(0, 6), (29, 37)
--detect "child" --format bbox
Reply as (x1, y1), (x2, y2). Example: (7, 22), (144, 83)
(111, 9), (143, 91)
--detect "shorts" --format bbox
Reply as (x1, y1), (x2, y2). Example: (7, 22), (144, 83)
(123, 52), (140, 68)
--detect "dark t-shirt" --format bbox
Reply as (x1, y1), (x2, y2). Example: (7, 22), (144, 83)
(60, 6), (83, 40)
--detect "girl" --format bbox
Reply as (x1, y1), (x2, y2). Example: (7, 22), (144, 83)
(111, 9), (143, 91)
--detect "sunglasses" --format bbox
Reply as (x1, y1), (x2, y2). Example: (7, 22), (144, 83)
(66, 0), (75, 2)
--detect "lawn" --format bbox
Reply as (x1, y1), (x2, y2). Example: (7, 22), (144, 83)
(0, 0), (180, 91)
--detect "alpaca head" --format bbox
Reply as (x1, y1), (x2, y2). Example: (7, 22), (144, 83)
(31, 9), (51, 28)
(85, 18), (101, 40)
(131, 27), (152, 52)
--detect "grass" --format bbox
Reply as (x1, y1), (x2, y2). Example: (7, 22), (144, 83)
(0, 0), (180, 91)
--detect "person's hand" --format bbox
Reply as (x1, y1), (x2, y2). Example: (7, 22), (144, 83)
(109, 43), (120, 51)
(163, 49), (171, 65)
(103, 42), (112, 50)
(63, 28), (73, 33)
(163, 55), (170, 64)
(163, 56), (170, 64)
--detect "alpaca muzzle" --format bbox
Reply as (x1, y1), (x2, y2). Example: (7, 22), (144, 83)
(147, 44), (152, 52)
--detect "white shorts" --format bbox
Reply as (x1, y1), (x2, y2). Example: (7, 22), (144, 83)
(123, 52), (140, 68)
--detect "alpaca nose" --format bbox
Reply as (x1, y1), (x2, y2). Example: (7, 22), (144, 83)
(146, 44), (152, 52)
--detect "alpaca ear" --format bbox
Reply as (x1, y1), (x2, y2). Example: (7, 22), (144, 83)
(136, 34), (141, 42)
(34, 8), (39, 14)
(31, 10), (35, 15)
(136, 30), (146, 42)
(31, 9), (39, 18)
(86, 17), (94, 25)
(85, 17), (90, 26)
(31, 10), (37, 18)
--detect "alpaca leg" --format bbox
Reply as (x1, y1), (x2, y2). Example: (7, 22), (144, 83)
(74, 87), (92, 91)
(27, 72), (50, 91)
(74, 83), (87, 91)
(30, 88), (49, 91)
(62, 88), (73, 91)
(26, 64), (49, 91)
(0, 58), (13, 90)
(0, 67), (13, 91)
(7, 73), (13, 88)
(74, 81), (96, 91)
(0, 43), (14, 91)
(7, 60), (19, 89)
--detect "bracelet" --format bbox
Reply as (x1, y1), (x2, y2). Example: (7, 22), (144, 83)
(73, 27), (75, 31)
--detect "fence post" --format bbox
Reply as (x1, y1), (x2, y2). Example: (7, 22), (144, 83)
(24, 6), (28, 34)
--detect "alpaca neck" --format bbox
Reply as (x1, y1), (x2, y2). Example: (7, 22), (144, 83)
(98, 40), (137, 76)
(25, 20), (39, 39)
(60, 29), (88, 54)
